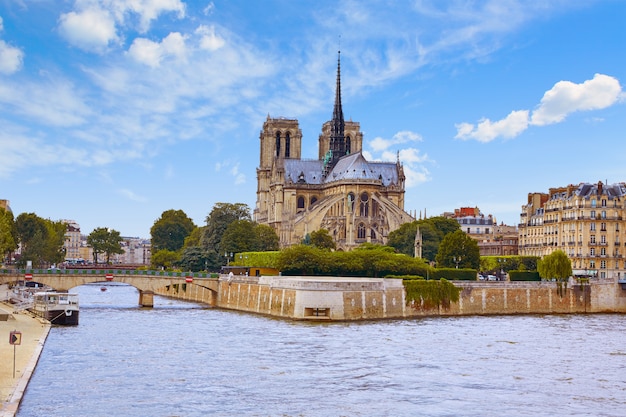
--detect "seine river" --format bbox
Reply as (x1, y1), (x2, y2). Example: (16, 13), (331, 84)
(17, 283), (626, 417)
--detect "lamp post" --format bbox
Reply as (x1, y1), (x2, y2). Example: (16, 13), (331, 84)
(453, 256), (462, 269)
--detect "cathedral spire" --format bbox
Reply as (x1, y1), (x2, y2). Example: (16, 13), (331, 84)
(328, 50), (345, 167)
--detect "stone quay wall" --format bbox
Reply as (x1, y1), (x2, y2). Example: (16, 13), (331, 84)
(155, 276), (626, 320)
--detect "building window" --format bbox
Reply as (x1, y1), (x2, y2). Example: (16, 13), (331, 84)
(357, 223), (366, 239)
(601, 247), (606, 256)
(590, 248), (595, 256)
(346, 135), (351, 154)
(275, 132), (281, 157)
(591, 199), (597, 208)
(601, 260), (606, 269)
(590, 235), (596, 244)
(285, 132), (291, 158)
(601, 222), (606, 231)
(310, 196), (318, 206)
(359, 192), (369, 217)
(370, 226), (377, 240)
(590, 260), (596, 269)
(602, 199), (607, 207)
(590, 223), (596, 231)
(601, 235), (606, 244)
(297, 196), (305, 210)
(590, 210), (596, 219)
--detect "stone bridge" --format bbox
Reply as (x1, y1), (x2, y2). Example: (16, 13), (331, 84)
(0, 269), (220, 307)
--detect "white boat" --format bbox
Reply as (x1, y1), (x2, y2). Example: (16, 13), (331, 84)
(31, 292), (79, 325)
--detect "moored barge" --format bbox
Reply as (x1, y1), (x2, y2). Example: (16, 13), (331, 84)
(31, 292), (79, 325)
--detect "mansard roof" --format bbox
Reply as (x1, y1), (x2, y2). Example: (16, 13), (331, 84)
(573, 182), (626, 199)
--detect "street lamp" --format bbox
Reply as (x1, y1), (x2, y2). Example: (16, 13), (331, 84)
(453, 256), (462, 269)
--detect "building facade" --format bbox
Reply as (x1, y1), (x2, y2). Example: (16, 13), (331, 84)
(519, 181), (626, 279)
(443, 207), (518, 257)
(254, 53), (413, 250)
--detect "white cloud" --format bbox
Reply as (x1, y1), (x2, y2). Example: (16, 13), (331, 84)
(106, 0), (186, 33)
(530, 73), (622, 126)
(128, 32), (187, 67)
(0, 40), (24, 74)
(455, 110), (529, 142)
(196, 25), (225, 51)
(58, 7), (119, 51)
(369, 130), (422, 152)
(117, 188), (147, 202)
(365, 130), (431, 188)
(455, 74), (623, 142)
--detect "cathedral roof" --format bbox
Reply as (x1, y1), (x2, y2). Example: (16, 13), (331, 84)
(283, 152), (399, 186)
(326, 152), (398, 185)
(284, 159), (324, 184)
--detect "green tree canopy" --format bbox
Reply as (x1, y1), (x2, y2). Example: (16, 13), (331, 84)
(435, 230), (480, 269)
(150, 209), (196, 252)
(151, 249), (180, 270)
(87, 227), (124, 264)
(537, 250), (572, 282)
(388, 216), (460, 261)
(201, 203), (252, 269)
(220, 220), (280, 255)
(178, 246), (209, 272)
(309, 229), (336, 250)
(0, 208), (17, 263)
(15, 213), (65, 267)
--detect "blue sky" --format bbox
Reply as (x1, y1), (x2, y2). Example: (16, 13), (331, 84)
(1, 0), (625, 239)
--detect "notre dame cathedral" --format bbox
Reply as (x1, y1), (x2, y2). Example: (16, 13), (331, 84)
(253, 52), (414, 250)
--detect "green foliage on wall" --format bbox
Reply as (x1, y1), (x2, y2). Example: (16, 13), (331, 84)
(403, 278), (460, 309)
(230, 251), (280, 268)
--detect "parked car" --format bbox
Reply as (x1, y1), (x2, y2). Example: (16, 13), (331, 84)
(487, 275), (497, 281)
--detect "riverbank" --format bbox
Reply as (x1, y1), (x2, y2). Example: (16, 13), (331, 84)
(156, 275), (626, 320)
(0, 303), (50, 417)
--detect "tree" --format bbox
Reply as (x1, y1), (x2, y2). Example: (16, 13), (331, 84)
(254, 224), (279, 251)
(309, 229), (336, 250)
(151, 209), (196, 252)
(220, 220), (280, 255)
(151, 249), (180, 270)
(388, 217), (459, 260)
(538, 250), (572, 282)
(87, 227), (124, 264)
(15, 213), (65, 267)
(0, 207), (17, 263)
(178, 246), (209, 272)
(183, 226), (205, 248)
(435, 230), (480, 269)
(201, 203), (251, 269)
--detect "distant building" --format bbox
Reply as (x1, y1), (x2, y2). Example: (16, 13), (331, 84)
(254, 52), (413, 250)
(61, 220), (82, 262)
(444, 207), (518, 257)
(519, 181), (626, 279)
(111, 237), (151, 265)
(0, 199), (11, 212)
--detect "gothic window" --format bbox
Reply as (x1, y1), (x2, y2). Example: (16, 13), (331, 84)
(357, 223), (366, 239)
(285, 132), (291, 158)
(371, 224), (378, 240)
(310, 196), (318, 206)
(346, 135), (351, 155)
(372, 199), (379, 217)
(275, 132), (281, 157)
(297, 196), (305, 210)
(360, 192), (369, 217)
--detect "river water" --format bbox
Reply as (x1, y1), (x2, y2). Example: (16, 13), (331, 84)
(16, 283), (626, 417)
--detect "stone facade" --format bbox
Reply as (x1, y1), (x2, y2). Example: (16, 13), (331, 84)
(519, 181), (626, 279)
(254, 53), (413, 250)
(156, 275), (626, 320)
